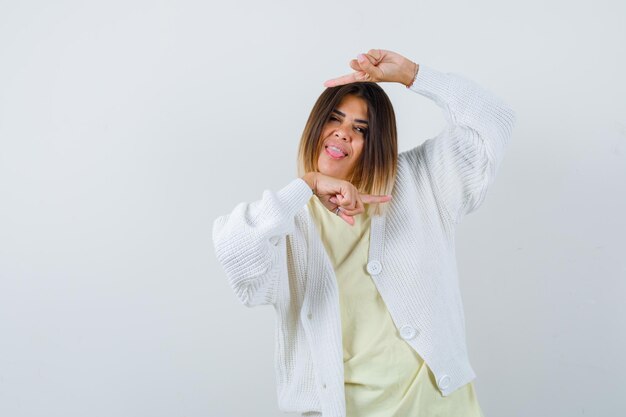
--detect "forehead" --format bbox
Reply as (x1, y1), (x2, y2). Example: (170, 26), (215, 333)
(335, 94), (368, 117)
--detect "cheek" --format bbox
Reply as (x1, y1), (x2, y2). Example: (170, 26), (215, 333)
(320, 126), (333, 139)
(353, 140), (365, 158)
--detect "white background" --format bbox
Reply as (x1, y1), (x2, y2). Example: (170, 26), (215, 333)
(1, 1), (625, 416)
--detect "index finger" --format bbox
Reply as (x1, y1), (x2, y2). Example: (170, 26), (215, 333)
(360, 194), (393, 204)
(323, 71), (364, 88)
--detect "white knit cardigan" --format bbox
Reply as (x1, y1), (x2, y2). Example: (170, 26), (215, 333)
(212, 65), (517, 417)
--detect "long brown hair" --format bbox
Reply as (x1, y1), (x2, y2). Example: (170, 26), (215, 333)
(297, 82), (398, 216)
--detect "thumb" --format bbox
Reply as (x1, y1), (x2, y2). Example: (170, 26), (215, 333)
(356, 53), (375, 72)
(355, 53), (381, 81)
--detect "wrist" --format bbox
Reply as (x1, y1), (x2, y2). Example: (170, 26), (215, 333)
(301, 172), (318, 195)
(403, 60), (419, 88)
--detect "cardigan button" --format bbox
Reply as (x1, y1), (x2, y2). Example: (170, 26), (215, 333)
(366, 260), (382, 275)
(399, 325), (417, 340)
(438, 374), (451, 389)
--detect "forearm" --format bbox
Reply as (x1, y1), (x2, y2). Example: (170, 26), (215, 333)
(408, 65), (516, 141)
(212, 177), (313, 306)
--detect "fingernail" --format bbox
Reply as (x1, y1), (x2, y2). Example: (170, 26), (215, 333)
(357, 53), (366, 63)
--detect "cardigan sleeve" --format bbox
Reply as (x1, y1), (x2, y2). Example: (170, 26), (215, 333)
(405, 65), (517, 224)
(211, 177), (313, 307)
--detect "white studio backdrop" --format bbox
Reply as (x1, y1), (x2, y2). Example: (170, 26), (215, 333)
(0, 1), (624, 416)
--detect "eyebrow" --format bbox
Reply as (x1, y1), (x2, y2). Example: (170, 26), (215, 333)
(332, 109), (369, 125)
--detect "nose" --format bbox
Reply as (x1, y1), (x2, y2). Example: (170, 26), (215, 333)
(334, 128), (350, 141)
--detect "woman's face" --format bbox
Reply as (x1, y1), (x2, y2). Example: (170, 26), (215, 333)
(316, 94), (369, 181)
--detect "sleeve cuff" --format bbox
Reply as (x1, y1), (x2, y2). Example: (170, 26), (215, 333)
(407, 64), (453, 103)
(275, 177), (314, 219)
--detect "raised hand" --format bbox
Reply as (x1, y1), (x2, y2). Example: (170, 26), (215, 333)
(323, 49), (419, 88)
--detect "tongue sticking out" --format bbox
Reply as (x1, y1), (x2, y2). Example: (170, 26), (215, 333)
(327, 147), (345, 158)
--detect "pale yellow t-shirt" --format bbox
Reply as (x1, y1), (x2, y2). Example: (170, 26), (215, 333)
(307, 196), (485, 417)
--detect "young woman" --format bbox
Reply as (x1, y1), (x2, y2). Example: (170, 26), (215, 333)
(212, 48), (516, 417)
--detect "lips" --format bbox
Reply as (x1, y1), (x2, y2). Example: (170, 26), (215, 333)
(324, 141), (349, 158)
(325, 147), (347, 159)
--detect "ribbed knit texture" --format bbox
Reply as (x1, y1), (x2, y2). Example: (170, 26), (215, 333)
(307, 195), (484, 417)
(212, 65), (516, 417)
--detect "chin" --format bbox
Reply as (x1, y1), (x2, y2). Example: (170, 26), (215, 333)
(317, 157), (352, 180)
(318, 164), (341, 178)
